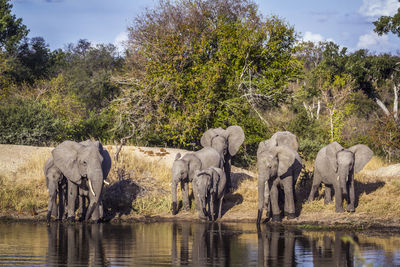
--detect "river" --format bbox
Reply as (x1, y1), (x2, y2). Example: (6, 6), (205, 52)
(0, 222), (399, 266)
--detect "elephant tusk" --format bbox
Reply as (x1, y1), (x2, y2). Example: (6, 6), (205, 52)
(103, 180), (110, 185)
(337, 176), (340, 181)
(88, 179), (96, 197)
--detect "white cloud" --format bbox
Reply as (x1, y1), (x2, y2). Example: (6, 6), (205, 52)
(357, 31), (389, 49)
(302, 31), (335, 43)
(113, 31), (128, 52)
(359, 0), (399, 17)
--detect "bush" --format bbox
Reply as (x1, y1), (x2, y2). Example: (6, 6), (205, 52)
(0, 98), (62, 145)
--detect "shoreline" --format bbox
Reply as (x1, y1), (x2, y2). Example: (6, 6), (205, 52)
(2, 212), (400, 233)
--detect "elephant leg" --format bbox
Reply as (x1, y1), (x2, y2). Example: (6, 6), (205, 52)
(67, 179), (78, 221)
(57, 182), (65, 220)
(257, 177), (267, 224)
(324, 185), (333, 204)
(91, 203), (100, 221)
(181, 181), (190, 211)
(333, 185), (344, 212)
(98, 200), (104, 220)
(347, 180), (355, 212)
(270, 179), (281, 220)
(210, 194), (215, 221)
(77, 193), (86, 221)
(218, 196), (224, 219)
(47, 191), (57, 223)
(224, 157), (232, 190)
(307, 171), (322, 202)
(282, 177), (295, 218)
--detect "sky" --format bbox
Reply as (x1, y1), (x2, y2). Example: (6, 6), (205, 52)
(11, 0), (400, 54)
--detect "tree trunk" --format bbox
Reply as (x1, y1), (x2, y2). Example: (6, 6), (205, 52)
(329, 109), (334, 142)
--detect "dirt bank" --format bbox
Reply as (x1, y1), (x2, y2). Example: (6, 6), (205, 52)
(0, 144), (399, 229)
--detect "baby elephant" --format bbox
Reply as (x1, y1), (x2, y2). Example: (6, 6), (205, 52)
(194, 167), (226, 221)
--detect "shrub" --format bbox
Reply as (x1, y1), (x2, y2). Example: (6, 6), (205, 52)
(0, 98), (62, 145)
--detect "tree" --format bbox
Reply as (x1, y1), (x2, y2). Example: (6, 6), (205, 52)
(373, 7), (400, 38)
(0, 0), (29, 52)
(116, 0), (301, 151)
(372, 8), (400, 124)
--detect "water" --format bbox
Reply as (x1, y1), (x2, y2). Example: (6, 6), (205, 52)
(0, 222), (399, 266)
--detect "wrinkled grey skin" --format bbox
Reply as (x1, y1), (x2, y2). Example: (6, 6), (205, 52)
(76, 140), (111, 221)
(51, 140), (111, 222)
(171, 147), (222, 215)
(194, 167), (226, 221)
(44, 157), (67, 223)
(200, 125), (245, 189)
(257, 132), (302, 224)
(307, 142), (373, 212)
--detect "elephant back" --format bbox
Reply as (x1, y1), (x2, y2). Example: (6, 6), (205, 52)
(270, 131), (299, 151)
(195, 147), (222, 169)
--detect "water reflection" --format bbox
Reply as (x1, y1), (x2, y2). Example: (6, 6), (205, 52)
(0, 222), (399, 266)
(47, 223), (108, 266)
(304, 231), (356, 267)
(257, 224), (298, 266)
(171, 223), (242, 266)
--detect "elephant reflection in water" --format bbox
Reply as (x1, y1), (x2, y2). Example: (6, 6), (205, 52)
(257, 224), (297, 266)
(47, 223), (108, 266)
(303, 231), (356, 267)
(171, 223), (237, 266)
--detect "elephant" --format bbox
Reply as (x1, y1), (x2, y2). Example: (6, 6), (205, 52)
(171, 147), (222, 215)
(51, 140), (111, 222)
(257, 131), (299, 156)
(200, 125), (245, 190)
(307, 142), (373, 212)
(194, 167), (226, 221)
(44, 157), (67, 223)
(257, 132), (302, 224)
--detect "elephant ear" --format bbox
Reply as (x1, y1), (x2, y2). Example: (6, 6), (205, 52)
(101, 147), (112, 179)
(52, 141), (82, 184)
(183, 153), (202, 181)
(274, 146), (296, 177)
(325, 141), (343, 173)
(226, 125), (245, 156)
(273, 131), (299, 151)
(212, 167), (226, 192)
(44, 157), (54, 177)
(200, 128), (219, 147)
(257, 139), (275, 157)
(348, 144), (373, 173)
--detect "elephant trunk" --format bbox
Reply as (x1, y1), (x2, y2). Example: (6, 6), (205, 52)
(85, 168), (103, 221)
(200, 198), (208, 217)
(338, 168), (349, 195)
(171, 181), (178, 215)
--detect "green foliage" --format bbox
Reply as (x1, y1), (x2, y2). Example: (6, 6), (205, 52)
(369, 116), (400, 162)
(373, 8), (400, 38)
(0, 98), (62, 145)
(119, 0), (300, 160)
(288, 108), (329, 161)
(0, 0), (29, 53)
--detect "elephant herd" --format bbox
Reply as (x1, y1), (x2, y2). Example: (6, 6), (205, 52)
(44, 125), (373, 224)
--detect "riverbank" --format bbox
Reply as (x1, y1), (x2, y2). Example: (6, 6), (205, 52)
(0, 144), (400, 230)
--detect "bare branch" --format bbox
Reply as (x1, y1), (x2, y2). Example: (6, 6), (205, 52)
(393, 84), (398, 120)
(375, 97), (391, 117)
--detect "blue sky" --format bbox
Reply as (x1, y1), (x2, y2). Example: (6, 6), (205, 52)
(11, 0), (400, 54)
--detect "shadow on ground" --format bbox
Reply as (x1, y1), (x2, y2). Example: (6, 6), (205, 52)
(294, 168), (386, 214)
(102, 179), (144, 221)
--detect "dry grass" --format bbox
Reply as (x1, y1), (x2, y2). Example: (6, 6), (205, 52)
(0, 149), (49, 214)
(362, 156), (389, 171)
(105, 146), (174, 216)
